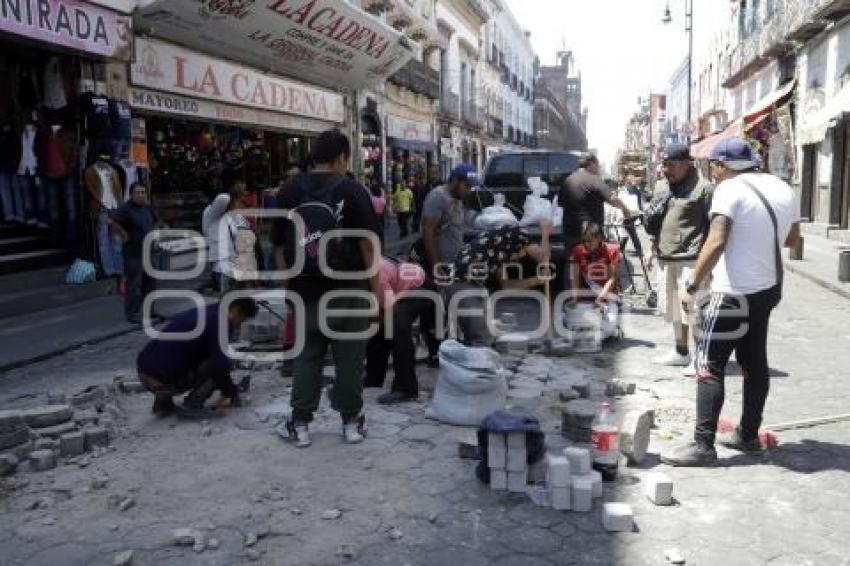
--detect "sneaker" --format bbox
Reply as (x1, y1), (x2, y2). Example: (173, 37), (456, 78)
(660, 442), (718, 467)
(682, 361), (697, 377)
(377, 391), (418, 405)
(284, 419), (312, 448)
(718, 428), (762, 452)
(652, 351), (692, 367)
(342, 415), (367, 444)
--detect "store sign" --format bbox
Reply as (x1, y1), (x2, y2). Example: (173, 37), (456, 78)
(129, 87), (336, 134)
(131, 38), (344, 124)
(137, 0), (414, 90)
(0, 0), (131, 58)
(387, 114), (431, 143)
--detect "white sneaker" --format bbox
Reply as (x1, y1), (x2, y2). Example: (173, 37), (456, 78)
(342, 415), (367, 444)
(652, 351), (692, 367)
(282, 419), (311, 448)
(682, 361), (697, 377)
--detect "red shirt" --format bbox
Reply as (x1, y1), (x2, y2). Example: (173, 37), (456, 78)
(570, 243), (620, 292)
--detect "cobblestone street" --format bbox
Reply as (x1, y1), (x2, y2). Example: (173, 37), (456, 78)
(1, 271), (848, 566)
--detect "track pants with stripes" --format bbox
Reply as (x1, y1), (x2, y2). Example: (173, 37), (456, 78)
(694, 285), (781, 447)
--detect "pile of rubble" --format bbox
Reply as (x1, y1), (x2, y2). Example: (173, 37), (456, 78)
(0, 376), (143, 477)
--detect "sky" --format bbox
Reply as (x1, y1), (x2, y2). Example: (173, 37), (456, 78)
(505, 0), (731, 170)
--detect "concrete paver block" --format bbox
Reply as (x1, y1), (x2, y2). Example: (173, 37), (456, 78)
(0, 410), (25, 434)
(60, 431), (86, 457)
(113, 549), (134, 566)
(603, 502), (634, 532)
(33, 420), (77, 438)
(574, 471), (603, 499)
(621, 410), (653, 465)
(488, 433), (506, 469)
(0, 427), (30, 450)
(507, 470), (527, 492)
(563, 447), (591, 475)
(572, 477), (593, 512)
(0, 453), (18, 476)
(20, 405), (73, 428)
(527, 459), (547, 483)
(545, 454), (571, 487)
(34, 438), (59, 452)
(490, 468), (507, 491)
(29, 449), (57, 471)
(73, 410), (100, 426)
(84, 426), (109, 451)
(645, 472), (674, 506)
(7, 439), (34, 460)
(549, 486), (571, 511)
(506, 446), (527, 472)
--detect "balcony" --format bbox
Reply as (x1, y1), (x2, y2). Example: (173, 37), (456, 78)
(440, 92), (460, 119)
(389, 59), (440, 100)
(462, 103), (485, 129)
(724, 0), (850, 87)
(490, 118), (504, 137)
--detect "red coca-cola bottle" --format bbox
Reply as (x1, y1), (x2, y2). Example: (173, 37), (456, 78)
(591, 402), (620, 481)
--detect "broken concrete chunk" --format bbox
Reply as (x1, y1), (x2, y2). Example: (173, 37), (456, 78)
(172, 528), (204, 546)
(33, 420), (78, 439)
(665, 548), (686, 564)
(386, 526), (404, 541)
(321, 509), (342, 520)
(336, 545), (355, 559)
(558, 388), (580, 402)
(59, 431), (86, 457)
(70, 386), (107, 410)
(73, 410), (99, 426)
(206, 538), (220, 550)
(118, 498), (136, 512)
(0, 427), (31, 451)
(603, 503), (634, 532)
(84, 427), (109, 451)
(621, 410), (653, 465)
(563, 447), (591, 476)
(0, 410), (25, 434)
(245, 548), (261, 561)
(118, 380), (147, 394)
(34, 438), (58, 452)
(113, 550), (134, 566)
(29, 449), (57, 471)
(244, 533), (258, 547)
(20, 405), (73, 429)
(605, 380), (636, 397)
(645, 473), (674, 506)
(0, 454), (19, 476)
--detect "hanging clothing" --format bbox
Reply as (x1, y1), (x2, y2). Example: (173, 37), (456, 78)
(117, 161), (138, 201)
(109, 99), (132, 140)
(41, 128), (77, 179)
(84, 162), (123, 216)
(43, 57), (68, 110)
(18, 125), (38, 176)
(80, 92), (112, 138)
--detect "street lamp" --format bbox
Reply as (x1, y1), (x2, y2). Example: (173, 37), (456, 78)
(663, 0), (694, 143)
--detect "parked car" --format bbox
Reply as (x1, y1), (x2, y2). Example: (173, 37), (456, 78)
(468, 150), (583, 215)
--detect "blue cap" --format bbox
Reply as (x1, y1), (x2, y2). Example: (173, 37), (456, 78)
(709, 137), (759, 171)
(449, 163), (481, 186)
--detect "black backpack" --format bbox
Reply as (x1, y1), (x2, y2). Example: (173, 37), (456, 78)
(285, 174), (350, 277)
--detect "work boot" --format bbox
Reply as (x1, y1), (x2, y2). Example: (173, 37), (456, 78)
(342, 415), (367, 444)
(718, 428), (762, 452)
(283, 419), (311, 448)
(660, 442), (718, 467)
(377, 391), (418, 405)
(151, 395), (176, 416)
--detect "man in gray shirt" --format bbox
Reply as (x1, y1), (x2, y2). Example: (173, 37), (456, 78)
(420, 164), (478, 276)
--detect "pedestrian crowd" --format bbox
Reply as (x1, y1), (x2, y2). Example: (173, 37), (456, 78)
(134, 129), (800, 467)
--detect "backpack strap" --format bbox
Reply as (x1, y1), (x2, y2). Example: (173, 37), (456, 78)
(297, 173), (347, 207)
(740, 177), (783, 289)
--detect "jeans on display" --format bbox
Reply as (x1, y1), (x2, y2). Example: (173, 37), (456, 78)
(42, 176), (78, 244)
(96, 210), (124, 277)
(14, 175), (35, 222)
(0, 171), (18, 220)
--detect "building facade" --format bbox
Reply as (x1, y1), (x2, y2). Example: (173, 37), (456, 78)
(534, 51), (588, 152)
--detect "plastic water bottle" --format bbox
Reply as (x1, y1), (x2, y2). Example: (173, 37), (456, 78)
(591, 402), (620, 481)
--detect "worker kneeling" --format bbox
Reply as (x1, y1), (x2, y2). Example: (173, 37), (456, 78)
(568, 223), (622, 340)
(137, 298), (259, 419)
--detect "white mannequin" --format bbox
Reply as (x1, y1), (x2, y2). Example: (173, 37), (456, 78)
(18, 123), (38, 176)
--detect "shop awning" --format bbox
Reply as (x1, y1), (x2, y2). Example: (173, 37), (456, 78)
(135, 0), (415, 91)
(387, 137), (437, 153)
(743, 79), (797, 131)
(690, 119), (744, 160)
(798, 82), (850, 145)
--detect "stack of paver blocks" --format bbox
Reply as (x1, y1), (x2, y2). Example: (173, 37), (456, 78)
(540, 447), (604, 513)
(488, 431), (528, 493)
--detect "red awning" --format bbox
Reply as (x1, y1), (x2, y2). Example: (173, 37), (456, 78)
(743, 79), (797, 131)
(690, 119), (743, 160)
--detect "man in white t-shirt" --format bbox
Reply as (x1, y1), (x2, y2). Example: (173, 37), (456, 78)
(662, 137), (801, 467)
